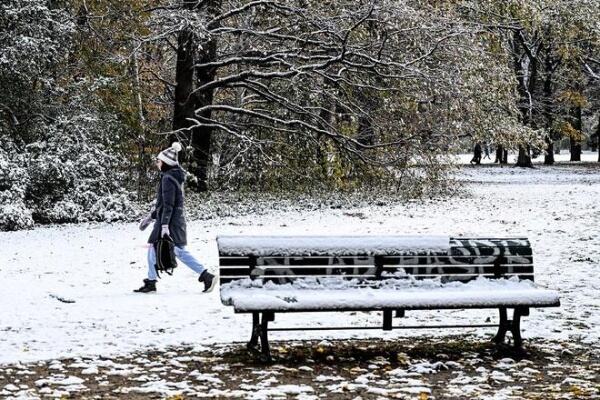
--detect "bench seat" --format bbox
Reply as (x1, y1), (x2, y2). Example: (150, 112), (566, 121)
(222, 278), (560, 312)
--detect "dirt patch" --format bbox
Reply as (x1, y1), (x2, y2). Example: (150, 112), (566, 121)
(1, 337), (598, 399)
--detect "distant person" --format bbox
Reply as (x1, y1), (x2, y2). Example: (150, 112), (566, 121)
(483, 142), (491, 160)
(470, 143), (482, 165)
(134, 142), (216, 294)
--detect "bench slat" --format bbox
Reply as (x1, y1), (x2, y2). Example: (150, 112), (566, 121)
(451, 247), (532, 256)
(220, 255), (534, 267)
(219, 265), (534, 276)
(219, 274), (535, 285)
(450, 238), (531, 246)
(221, 273), (534, 280)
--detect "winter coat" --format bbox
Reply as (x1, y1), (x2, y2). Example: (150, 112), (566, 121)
(148, 167), (187, 247)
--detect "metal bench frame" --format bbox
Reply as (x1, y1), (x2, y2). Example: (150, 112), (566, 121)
(244, 305), (532, 360)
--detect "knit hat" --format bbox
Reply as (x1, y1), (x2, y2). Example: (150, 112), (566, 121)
(157, 142), (182, 166)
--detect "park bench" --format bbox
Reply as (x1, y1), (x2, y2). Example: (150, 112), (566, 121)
(217, 235), (560, 360)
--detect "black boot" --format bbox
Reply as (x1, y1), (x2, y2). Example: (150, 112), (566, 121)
(199, 271), (216, 293)
(134, 279), (156, 293)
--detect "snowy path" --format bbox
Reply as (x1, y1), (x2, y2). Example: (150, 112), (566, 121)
(1, 165), (599, 364)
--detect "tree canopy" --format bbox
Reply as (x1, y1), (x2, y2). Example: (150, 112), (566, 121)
(0, 0), (598, 229)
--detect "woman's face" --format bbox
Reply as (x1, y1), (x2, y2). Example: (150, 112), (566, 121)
(156, 159), (163, 170)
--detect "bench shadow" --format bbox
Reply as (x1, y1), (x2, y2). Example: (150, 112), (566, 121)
(220, 336), (549, 366)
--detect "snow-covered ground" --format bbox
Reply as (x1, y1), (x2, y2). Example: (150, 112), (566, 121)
(1, 162), (599, 365)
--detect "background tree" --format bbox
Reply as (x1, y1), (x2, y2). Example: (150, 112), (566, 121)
(146, 0), (531, 191)
(463, 0), (600, 166)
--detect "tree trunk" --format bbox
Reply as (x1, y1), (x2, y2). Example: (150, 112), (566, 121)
(544, 137), (554, 165)
(570, 139), (582, 161)
(597, 114), (600, 162)
(355, 20), (378, 150)
(172, 26), (212, 191)
(191, 33), (218, 191)
(357, 116), (374, 146)
(495, 145), (508, 164)
(317, 88), (335, 177)
(516, 146), (533, 167)
(542, 53), (556, 166)
(511, 31), (539, 169)
(570, 105), (582, 162)
(130, 45), (149, 199)
(172, 27), (196, 148)
(171, 0), (221, 191)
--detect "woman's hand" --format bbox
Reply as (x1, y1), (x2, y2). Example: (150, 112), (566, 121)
(138, 213), (153, 231)
(161, 224), (171, 238)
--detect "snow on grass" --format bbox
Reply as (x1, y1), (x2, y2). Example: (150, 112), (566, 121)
(115, 379), (191, 396)
(189, 370), (224, 385)
(0, 164), (599, 364)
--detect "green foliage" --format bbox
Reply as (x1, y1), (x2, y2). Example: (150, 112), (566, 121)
(462, 0), (600, 152)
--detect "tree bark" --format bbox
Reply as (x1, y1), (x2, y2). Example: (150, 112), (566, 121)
(570, 105), (582, 162)
(597, 114), (600, 162)
(317, 88), (335, 177)
(570, 139), (582, 161)
(357, 116), (374, 146)
(511, 31), (538, 169)
(171, 0), (221, 191)
(542, 52), (556, 166)
(191, 31), (219, 191)
(495, 145), (507, 164)
(516, 146), (533, 168)
(130, 44), (149, 199)
(544, 137), (554, 165)
(172, 27), (195, 147)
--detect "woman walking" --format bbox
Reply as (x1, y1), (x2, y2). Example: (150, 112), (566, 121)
(134, 142), (215, 293)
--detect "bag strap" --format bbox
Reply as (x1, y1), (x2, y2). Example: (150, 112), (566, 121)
(154, 241), (162, 279)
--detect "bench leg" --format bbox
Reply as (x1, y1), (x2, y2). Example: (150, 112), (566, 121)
(260, 312), (273, 361)
(493, 307), (509, 344)
(247, 312), (260, 350)
(510, 307), (524, 349)
(383, 310), (393, 331)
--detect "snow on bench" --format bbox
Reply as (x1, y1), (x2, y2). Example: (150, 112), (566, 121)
(216, 234), (451, 256)
(221, 277), (560, 312)
(216, 235), (560, 360)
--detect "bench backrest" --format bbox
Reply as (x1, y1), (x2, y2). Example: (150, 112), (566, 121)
(217, 236), (533, 302)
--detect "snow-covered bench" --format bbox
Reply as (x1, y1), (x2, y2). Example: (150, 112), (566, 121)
(217, 235), (560, 360)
